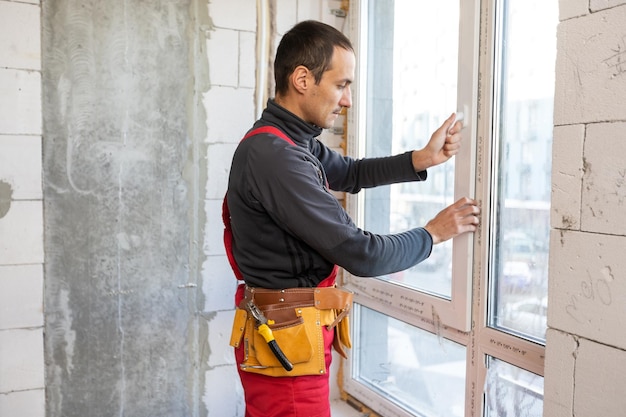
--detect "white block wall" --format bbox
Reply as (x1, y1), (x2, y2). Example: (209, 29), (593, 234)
(0, 1), (45, 417)
(200, 1), (348, 415)
(545, 1), (626, 416)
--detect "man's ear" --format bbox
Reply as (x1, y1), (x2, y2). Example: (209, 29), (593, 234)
(291, 65), (310, 94)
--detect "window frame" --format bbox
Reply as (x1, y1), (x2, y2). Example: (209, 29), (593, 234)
(475, 0), (549, 376)
(340, 0), (550, 416)
(344, 0), (481, 334)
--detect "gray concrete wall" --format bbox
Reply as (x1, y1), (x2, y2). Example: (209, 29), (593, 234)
(42, 1), (209, 415)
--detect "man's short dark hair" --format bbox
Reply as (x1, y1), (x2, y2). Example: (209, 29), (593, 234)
(274, 20), (354, 96)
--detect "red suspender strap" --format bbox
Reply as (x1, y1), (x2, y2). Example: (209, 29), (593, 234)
(223, 126), (293, 281)
(242, 125), (294, 144)
(221, 196), (243, 280)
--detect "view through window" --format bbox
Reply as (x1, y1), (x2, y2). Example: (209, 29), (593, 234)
(488, 0), (555, 344)
(344, 0), (557, 416)
(363, 0), (459, 299)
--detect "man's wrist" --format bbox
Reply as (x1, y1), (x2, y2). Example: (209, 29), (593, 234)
(423, 225), (440, 245)
(411, 149), (433, 172)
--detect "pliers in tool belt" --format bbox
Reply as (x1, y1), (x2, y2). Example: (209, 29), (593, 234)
(246, 301), (294, 371)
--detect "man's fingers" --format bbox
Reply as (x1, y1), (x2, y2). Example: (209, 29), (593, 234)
(424, 197), (480, 244)
(455, 198), (480, 225)
(447, 120), (463, 136)
(443, 133), (462, 152)
(453, 196), (478, 208)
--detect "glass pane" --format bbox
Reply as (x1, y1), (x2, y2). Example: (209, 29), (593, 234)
(354, 305), (466, 417)
(364, 0), (459, 298)
(485, 357), (544, 417)
(489, 0), (557, 342)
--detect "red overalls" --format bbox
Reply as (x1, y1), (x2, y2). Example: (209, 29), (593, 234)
(223, 126), (339, 417)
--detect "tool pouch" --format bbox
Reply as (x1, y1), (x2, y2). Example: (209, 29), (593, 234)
(235, 305), (323, 377)
(229, 287), (353, 377)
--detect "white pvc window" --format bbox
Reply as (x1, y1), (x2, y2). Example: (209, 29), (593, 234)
(487, 0), (555, 344)
(346, 0), (479, 334)
(484, 357), (544, 417)
(344, 0), (557, 416)
(353, 305), (466, 417)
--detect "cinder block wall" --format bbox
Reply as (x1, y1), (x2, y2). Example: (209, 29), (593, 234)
(0, 1), (45, 416)
(202, 2), (347, 413)
(0, 0), (343, 416)
(544, 1), (626, 416)
(202, 3), (258, 414)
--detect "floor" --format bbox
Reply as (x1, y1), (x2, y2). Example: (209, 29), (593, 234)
(330, 398), (368, 417)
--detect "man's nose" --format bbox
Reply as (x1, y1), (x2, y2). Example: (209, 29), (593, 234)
(340, 87), (352, 108)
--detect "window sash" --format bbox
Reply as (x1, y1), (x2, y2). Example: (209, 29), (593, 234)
(345, 0), (480, 334)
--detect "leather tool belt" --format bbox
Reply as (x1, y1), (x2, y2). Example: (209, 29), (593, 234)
(230, 286), (353, 377)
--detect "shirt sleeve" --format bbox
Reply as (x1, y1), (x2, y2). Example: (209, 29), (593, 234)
(310, 139), (427, 193)
(248, 138), (433, 277)
(323, 227), (433, 277)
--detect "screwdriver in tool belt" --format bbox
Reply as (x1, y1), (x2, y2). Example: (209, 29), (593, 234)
(246, 301), (294, 371)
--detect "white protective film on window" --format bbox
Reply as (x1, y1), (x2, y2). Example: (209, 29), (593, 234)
(353, 304), (466, 417)
(487, 0), (557, 343)
(484, 357), (544, 417)
(347, 0), (479, 332)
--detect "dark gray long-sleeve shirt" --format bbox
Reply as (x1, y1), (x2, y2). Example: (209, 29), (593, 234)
(226, 99), (433, 289)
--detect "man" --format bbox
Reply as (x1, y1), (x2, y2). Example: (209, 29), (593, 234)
(226, 20), (479, 417)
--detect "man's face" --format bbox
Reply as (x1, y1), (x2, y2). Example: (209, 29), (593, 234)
(303, 47), (355, 129)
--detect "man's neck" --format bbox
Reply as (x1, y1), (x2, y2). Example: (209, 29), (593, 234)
(274, 95), (305, 122)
